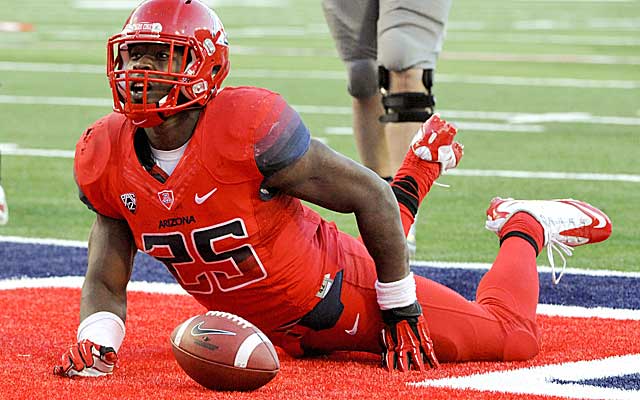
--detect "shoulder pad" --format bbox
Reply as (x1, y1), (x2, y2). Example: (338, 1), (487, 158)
(74, 114), (118, 185)
(74, 113), (128, 218)
(196, 87), (279, 183)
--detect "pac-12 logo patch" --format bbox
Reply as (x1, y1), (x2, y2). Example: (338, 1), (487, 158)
(158, 190), (175, 210)
(120, 192), (136, 214)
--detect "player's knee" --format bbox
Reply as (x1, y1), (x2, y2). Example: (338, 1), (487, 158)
(502, 328), (540, 361)
(377, 29), (439, 73)
(346, 59), (378, 98)
(378, 45), (417, 74)
(379, 67), (435, 123)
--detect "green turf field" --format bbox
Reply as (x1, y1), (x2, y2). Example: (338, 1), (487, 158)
(1, 0), (638, 271)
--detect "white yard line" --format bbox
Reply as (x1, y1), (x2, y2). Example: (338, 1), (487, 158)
(3, 141), (639, 183)
(0, 62), (105, 73)
(73, 0), (288, 9)
(3, 275), (640, 321)
(447, 169), (640, 183)
(450, 32), (640, 47)
(414, 355), (640, 400)
(1, 95), (640, 128)
(2, 62), (638, 90)
(441, 51), (640, 65)
(3, 235), (637, 278)
(1, 38), (636, 62)
(514, 0), (633, 2)
(327, 122), (546, 134)
(412, 260), (640, 278)
(17, 27), (640, 47)
(1, 235), (638, 319)
(0, 235), (87, 247)
(0, 95), (111, 107)
(437, 74), (640, 89)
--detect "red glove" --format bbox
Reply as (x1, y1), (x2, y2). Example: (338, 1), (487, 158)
(53, 339), (118, 377)
(410, 114), (463, 173)
(380, 302), (439, 372)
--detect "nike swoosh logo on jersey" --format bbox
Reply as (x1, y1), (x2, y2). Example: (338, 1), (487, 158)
(194, 187), (218, 205)
(345, 313), (360, 336)
(190, 322), (236, 337)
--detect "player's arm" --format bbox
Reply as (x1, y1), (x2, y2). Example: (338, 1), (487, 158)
(54, 213), (136, 378)
(265, 138), (410, 282)
(266, 136), (443, 371)
(81, 213), (136, 321)
(260, 105), (461, 371)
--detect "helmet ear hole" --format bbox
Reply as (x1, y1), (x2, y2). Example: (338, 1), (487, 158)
(211, 65), (221, 77)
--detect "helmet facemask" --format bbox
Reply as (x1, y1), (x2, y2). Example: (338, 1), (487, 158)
(107, 25), (228, 127)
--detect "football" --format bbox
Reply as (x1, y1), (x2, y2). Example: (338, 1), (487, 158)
(170, 311), (280, 391)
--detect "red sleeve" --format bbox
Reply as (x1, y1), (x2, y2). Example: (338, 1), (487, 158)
(73, 115), (124, 219)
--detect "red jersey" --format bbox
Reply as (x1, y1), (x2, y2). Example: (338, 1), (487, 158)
(74, 87), (348, 333)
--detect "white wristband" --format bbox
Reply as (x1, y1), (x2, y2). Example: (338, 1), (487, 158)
(375, 272), (418, 310)
(77, 311), (126, 352)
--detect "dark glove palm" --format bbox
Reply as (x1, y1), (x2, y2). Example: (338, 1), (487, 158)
(381, 302), (439, 371)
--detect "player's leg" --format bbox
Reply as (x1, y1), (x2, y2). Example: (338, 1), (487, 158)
(322, 0), (392, 178)
(377, 0), (451, 172)
(352, 90), (391, 178)
(300, 224), (536, 362)
(378, 0), (452, 254)
(300, 197), (612, 362)
(379, 69), (432, 171)
(297, 227), (534, 362)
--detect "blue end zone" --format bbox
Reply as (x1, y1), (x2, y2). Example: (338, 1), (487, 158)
(552, 374), (640, 391)
(0, 242), (174, 283)
(411, 265), (640, 310)
(1, 241), (638, 310)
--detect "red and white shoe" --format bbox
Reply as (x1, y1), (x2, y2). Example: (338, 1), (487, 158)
(486, 197), (612, 283)
(410, 114), (464, 173)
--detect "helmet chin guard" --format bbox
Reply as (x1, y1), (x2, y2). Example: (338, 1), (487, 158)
(107, 0), (230, 126)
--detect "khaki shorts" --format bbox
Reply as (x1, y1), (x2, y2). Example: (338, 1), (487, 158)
(322, 0), (451, 70)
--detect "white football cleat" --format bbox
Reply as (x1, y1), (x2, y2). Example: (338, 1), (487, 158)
(485, 197), (612, 284)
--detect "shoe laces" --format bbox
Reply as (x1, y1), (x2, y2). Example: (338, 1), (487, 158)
(433, 181), (450, 188)
(546, 237), (574, 284)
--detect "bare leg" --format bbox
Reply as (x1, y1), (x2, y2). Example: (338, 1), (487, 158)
(352, 94), (392, 178)
(384, 68), (426, 172)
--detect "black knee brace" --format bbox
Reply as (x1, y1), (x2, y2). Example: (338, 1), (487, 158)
(378, 67), (435, 123)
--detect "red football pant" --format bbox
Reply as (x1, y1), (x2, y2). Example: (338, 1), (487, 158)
(300, 214), (542, 362)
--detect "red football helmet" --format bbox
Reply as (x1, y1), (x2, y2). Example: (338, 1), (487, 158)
(107, 0), (230, 127)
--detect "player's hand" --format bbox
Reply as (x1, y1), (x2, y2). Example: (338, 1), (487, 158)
(380, 301), (439, 372)
(410, 114), (463, 173)
(53, 339), (118, 378)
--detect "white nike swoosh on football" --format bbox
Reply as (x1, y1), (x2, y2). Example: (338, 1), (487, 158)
(194, 188), (218, 205)
(345, 313), (360, 336)
(190, 321), (236, 337)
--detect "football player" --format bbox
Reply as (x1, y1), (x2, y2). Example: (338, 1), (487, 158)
(322, 0), (453, 255)
(55, 0), (612, 378)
